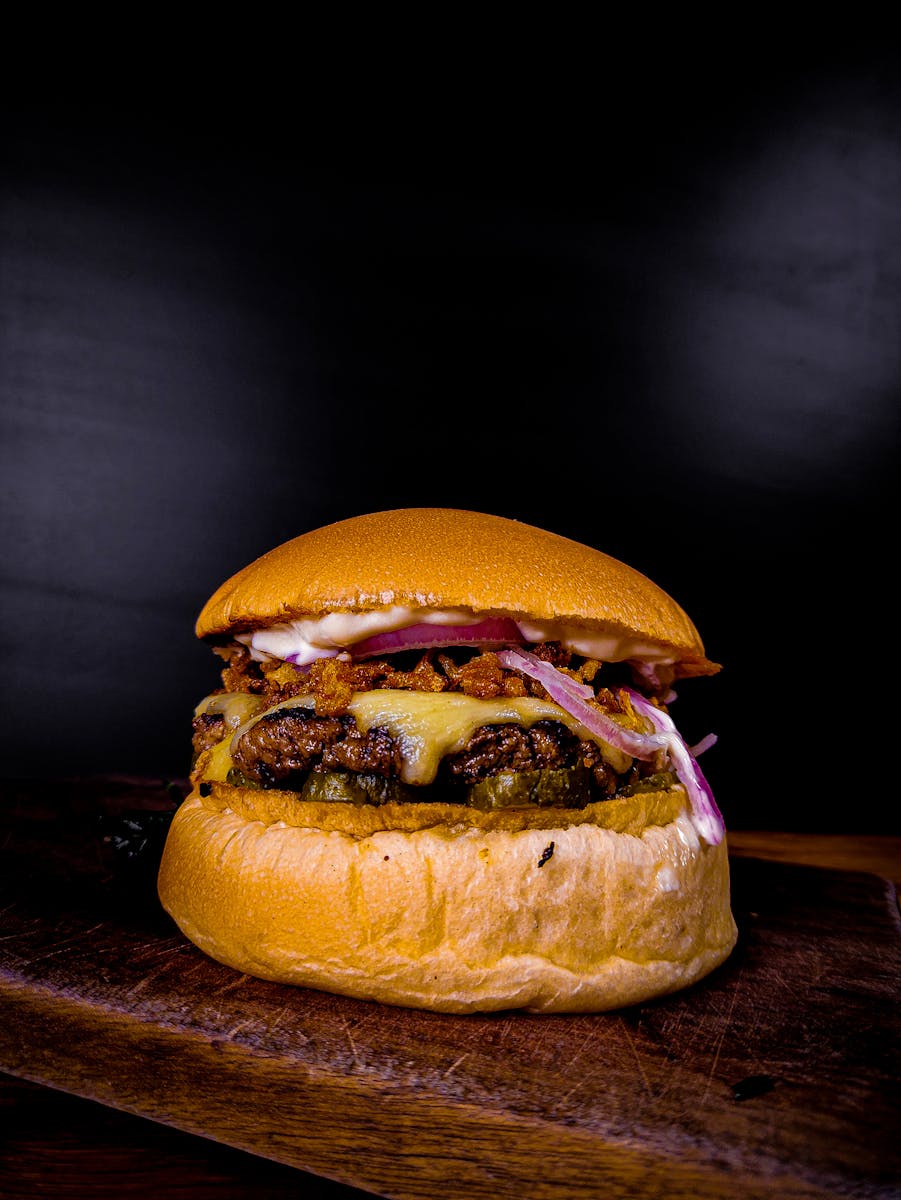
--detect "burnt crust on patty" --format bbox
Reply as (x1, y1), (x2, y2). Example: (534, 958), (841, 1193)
(230, 710), (400, 786)
(197, 708), (625, 795)
(193, 713), (227, 759)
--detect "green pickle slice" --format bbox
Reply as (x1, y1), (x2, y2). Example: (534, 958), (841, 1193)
(466, 766), (592, 810)
(222, 766), (676, 811)
(300, 772), (415, 806)
(620, 770), (677, 797)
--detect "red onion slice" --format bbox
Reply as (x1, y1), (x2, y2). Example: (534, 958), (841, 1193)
(495, 647), (668, 761)
(353, 617), (523, 660)
(496, 647), (724, 845)
(689, 732), (718, 757)
(625, 688), (725, 846)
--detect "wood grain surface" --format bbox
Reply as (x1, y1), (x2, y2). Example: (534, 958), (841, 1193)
(1, 777), (899, 1200)
(0, 1070), (367, 1200)
(727, 830), (901, 891)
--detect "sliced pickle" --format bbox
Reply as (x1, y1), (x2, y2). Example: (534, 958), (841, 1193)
(300, 771), (415, 806)
(467, 766), (592, 811)
(619, 769), (677, 797)
(221, 765), (671, 810)
(225, 767), (262, 789)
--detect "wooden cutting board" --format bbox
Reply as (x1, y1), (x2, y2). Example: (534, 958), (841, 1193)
(1, 777), (898, 1200)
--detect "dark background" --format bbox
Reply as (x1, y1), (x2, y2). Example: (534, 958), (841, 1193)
(2, 46), (898, 833)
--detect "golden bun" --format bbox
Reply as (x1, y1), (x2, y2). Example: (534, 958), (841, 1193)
(157, 786), (737, 1014)
(196, 508), (715, 674)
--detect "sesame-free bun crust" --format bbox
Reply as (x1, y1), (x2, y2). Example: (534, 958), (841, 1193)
(157, 786), (738, 1014)
(196, 509), (714, 672)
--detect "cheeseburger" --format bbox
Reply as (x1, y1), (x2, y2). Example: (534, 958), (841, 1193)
(158, 508), (737, 1013)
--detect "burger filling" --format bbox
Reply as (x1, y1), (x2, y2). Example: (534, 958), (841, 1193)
(192, 641), (679, 811)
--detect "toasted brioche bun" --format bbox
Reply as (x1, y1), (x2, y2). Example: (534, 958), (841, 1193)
(163, 509), (734, 1012)
(196, 509), (716, 675)
(158, 785), (737, 1014)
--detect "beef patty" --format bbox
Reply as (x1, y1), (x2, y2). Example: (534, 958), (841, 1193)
(196, 709), (622, 795)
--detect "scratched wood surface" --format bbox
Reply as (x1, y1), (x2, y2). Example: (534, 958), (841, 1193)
(1, 777), (899, 1200)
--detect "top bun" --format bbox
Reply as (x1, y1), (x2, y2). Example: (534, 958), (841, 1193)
(196, 508), (714, 672)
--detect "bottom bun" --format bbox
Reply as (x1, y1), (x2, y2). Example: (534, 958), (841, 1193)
(157, 787), (738, 1013)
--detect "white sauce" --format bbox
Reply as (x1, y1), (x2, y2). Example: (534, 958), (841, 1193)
(238, 606), (676, 667)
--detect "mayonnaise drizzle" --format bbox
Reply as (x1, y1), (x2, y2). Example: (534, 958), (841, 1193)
(236, 606), (677, 668)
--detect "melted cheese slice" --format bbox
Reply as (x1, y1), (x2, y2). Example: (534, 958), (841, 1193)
(197, 689), (634, 786)
(195, 692), (268, 728)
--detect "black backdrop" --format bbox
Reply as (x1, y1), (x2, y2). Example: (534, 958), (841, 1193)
(2, 46), (898, 833)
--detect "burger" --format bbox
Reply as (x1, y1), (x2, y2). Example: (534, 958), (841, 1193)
(158, 508), (737, 1013)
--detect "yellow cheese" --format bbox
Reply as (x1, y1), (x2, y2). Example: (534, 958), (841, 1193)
(195, 692), (268, 728)
(348, 690), (631, 783)
(197, 688), (633, 786)
(204, 734), (237, 782)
